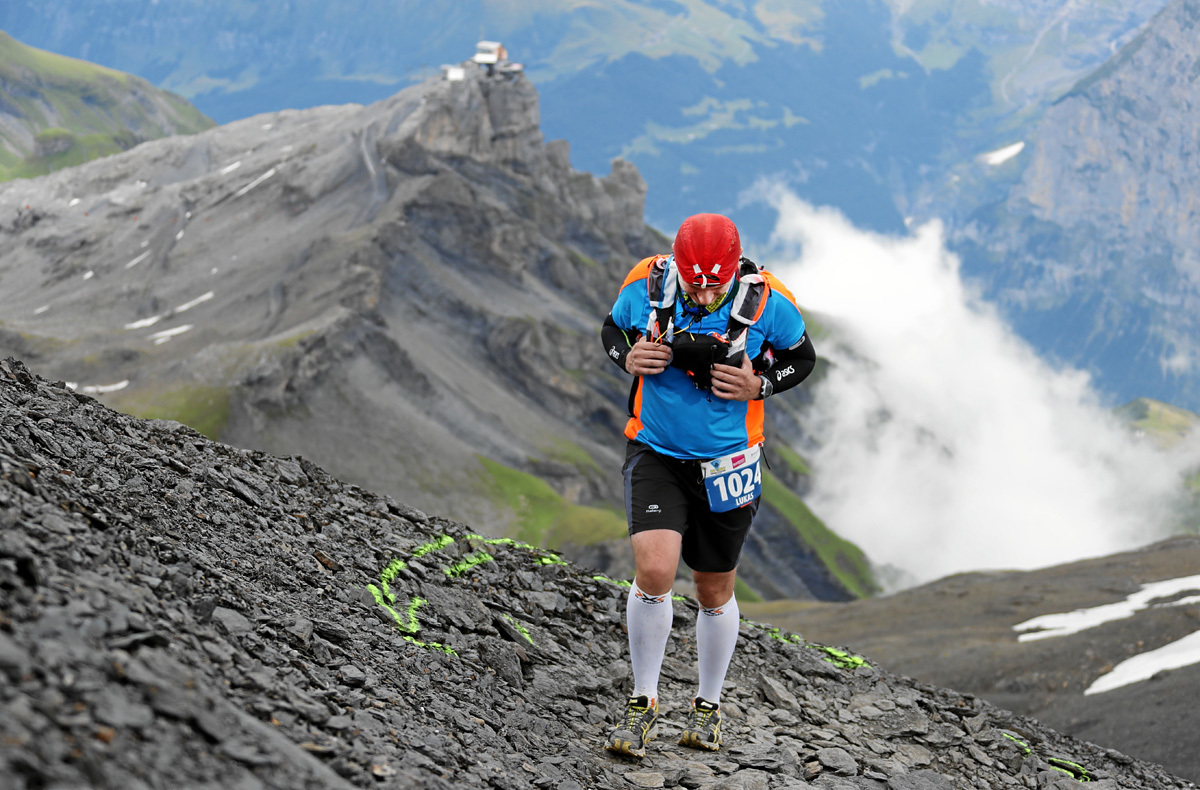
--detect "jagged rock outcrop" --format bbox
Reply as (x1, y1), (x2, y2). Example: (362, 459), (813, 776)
(2, 357), (1196, 790)
(0, 63), (653, 542)
(954, 0), (1200, 410)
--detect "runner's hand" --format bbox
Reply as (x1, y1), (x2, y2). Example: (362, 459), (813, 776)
(711, 354), (758, 401)
(625, 339), (672, 376)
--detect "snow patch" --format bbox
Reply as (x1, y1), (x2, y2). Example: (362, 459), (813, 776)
(149, 325), (193, 345)
(1014, 574), (1200, 641)
(1086, 630), (1200, 695)
(125, 315), (162, 330)
(233, 168), (277, 199)
(220, 161), (242, 175)
(33, 305), (49, 315)
(981, 141), (1025, 166)
(174, 291), (214, 313)
(125, 251), (151, 270)
(79, 380), (130, 395)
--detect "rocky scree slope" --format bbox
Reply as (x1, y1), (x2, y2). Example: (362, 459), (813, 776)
(0, 31), (213, 182)
(0, 63), (867, 602)
(951, 0), (1200, 410)
(1, 355), (1196, 790)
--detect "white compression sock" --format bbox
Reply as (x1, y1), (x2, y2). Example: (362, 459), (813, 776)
(627, 580), (674, 701)
(696, 593), (739, 704)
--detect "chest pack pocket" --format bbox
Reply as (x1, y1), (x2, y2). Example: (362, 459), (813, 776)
(644, 255), (771, 390)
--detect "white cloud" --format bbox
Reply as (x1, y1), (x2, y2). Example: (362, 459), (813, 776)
(759, 190), (1195, 588)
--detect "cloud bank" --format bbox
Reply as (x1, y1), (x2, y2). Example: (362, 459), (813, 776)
(760, 191), (1195, 588)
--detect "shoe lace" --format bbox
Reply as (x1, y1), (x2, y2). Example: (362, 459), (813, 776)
(690, 705), (716, 729)
(622, 700), (652, 729)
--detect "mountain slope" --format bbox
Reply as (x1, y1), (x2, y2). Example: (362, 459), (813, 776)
(950, 0), (1200, 410)
(0, 66), (872, 602)
(756, 536), (1200, 781)
(2, 356), (1195, 790)
(0, 31), (213, 181)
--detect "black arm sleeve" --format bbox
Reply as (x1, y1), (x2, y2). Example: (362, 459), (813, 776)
(754, 330), (816, 396)
(601, 313), (636, 373)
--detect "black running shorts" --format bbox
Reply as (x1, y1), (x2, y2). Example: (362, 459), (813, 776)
(622, 440), (759, 573)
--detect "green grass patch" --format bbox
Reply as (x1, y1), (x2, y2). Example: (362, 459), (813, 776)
(477, 456), (627, 548)
(734, 576), (763, 603)
(774, 443), (810, 477)
(540, 437), (602, 475)
(1115, 398), (1199, 448)
(0, 31), (212, 183)
(567, 247), (599, 269)
(760, 470), (878, 598)
(0, 31), (127, 83)
(110, 385), (232, 440)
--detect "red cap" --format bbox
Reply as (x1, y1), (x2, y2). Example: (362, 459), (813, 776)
(673, 213), (741, 287)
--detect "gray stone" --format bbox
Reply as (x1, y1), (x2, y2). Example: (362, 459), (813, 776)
(211, 607), (253, 635)
(762, 675), (801, 710)
(818, 747), (859, 777)
(885, 770), (957, 790)
(92, 688), (155, 728)
(709, 768), (772, 790)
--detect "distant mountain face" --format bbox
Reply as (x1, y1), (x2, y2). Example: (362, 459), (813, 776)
(0, 67), (873, 601)
(0, 31), (213, 182)
(0, 1), (1167, 238)
(950, 0), (1200, 410)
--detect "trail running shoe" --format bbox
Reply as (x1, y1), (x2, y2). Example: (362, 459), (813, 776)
(604, 695), (658, 758)
(678, 697), (722, 751)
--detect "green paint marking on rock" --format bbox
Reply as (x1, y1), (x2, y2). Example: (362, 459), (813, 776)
(402, 634), (457, 655)
(466, 533), (570, 566)
(593, 575), (632, 589)
(740, 619), (804, 645)
(1002, 732), (1032, 755)
(367, 583), (403, 627)
(1046, 757), (1093, 782)
(379, 557), (406, 603)
(412, 535), (454, 558)
(446, 551), (494, 578)
(503, 613), (535, 645)
(808, 645), (869, 670)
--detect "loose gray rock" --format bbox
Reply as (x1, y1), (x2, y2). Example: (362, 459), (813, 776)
(0, 357), (1194, 790)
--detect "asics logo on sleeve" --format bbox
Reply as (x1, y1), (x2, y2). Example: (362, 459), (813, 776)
(775, 366), (794, 382)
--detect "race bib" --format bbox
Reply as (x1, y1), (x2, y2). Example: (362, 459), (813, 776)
(702, 445), (762, 513)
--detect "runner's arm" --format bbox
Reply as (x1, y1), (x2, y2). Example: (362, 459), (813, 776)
(753, 330), (816, 397)
(601, 312), (636, 372)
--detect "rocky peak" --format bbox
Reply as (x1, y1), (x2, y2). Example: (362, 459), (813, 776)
(953, 0), (1200, 409)
(1014, 0), (1200, 249)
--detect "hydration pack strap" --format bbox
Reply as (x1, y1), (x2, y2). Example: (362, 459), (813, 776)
(645, 255), (769, 362)
(645, 255), (677, 344)
(725, 258), (769, 365)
